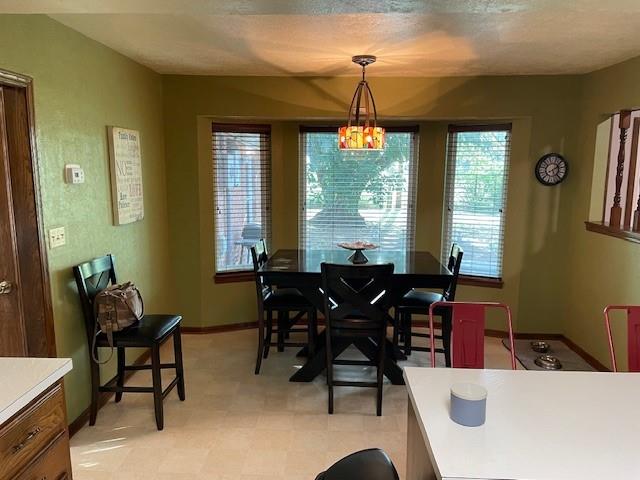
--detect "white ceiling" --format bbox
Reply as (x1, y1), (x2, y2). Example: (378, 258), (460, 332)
(3, 0), (640, 76)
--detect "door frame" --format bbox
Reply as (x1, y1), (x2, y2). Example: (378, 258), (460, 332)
(0, 68), (56, 356)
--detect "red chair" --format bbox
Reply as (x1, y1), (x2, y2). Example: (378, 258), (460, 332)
(428, 301), (516, 370)
(604, 305), (640, 372)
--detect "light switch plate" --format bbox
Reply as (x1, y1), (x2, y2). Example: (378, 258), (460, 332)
(64, 164), (85, 184)
(49, 226), (66, 248)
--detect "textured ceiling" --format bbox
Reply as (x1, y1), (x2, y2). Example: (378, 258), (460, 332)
(3, 1), (640, 76)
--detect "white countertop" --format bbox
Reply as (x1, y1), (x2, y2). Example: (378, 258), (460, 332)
(404, 367), (640, 480)
(0, 357), (72, 425)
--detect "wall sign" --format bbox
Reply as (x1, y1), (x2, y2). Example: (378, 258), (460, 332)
(107, 126), (144, 225)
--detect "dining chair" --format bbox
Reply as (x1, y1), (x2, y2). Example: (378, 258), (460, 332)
(252, 242), (317, 374)
(73, 254), (185, 431)
(428, 301), (516, 370)
(393, 244), (463, 366)
(316, 448), (400, 480)
(321, 262), (394, 416)
(604, 305), (640, 372)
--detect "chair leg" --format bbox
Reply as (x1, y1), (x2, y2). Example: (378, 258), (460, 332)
(442, 312), (452, 368)
(308, 309), (317, 357)
(326, 333), (334, 414)
(115, 347), (125, 403)
(264, 309), (273, 359)
(151, 345), (164, 431)
(89, 358), (100, 426)
(377, 330), (385, 417)
(255, 310), (265, 374)
(173, 326), (186, 401)
(403, 312), (412, 356)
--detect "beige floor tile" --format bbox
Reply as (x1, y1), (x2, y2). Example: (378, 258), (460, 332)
(70, 330), (517, 480)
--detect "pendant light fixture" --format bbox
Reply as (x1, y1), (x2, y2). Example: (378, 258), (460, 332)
(338, 55), (385, 150)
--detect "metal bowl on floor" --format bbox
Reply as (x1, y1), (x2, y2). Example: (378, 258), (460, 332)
(530, 341), (550, 353)
(535, 354), (562, 370)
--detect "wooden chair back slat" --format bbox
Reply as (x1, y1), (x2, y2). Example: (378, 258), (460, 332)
(444, 244), (464, 300)
(73, 254), (117, 341)
(321, 263), (395, 334)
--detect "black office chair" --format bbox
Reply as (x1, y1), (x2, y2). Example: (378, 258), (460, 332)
(393, 244), (463, 366)
(321, 262), (394, 416)
(73, 254), (185, 430)
(252, 241), (317, 374)
(316, 448), (400, 480)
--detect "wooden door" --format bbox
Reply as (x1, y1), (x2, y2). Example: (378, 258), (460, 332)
(0, 86), (27, 355)
(0, 72), (55, 357)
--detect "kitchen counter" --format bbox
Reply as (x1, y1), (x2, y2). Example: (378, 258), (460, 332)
(404, 367), (640, 480)
(0, 357), (72, 425)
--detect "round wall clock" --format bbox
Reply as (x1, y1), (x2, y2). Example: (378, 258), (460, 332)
(535, 153), (568, 186)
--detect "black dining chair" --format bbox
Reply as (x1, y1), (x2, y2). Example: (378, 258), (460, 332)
(321, 262), (394, 416)
(393, 244), (463, 366)
(73, 254), (185, 430)
(252, 241), (317, 374)
(316, 448), (400, 480)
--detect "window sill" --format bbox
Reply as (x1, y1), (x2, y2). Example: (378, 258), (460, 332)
(458, 275), (503, 289)
(214, 271), (254, 284)
(585, 221), (640, 244)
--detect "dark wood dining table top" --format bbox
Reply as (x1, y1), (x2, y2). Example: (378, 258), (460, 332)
(259, 248), (452, 279)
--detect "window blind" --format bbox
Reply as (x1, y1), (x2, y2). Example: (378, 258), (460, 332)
(442, 125), (511, 279)
(299, 128), (418, 252)
(212, 124), (271, 273)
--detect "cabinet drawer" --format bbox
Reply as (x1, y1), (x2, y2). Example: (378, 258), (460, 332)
(0, 384), (66, 479)
(16, 433), (71, 480)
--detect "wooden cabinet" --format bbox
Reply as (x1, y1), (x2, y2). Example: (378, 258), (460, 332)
(0, 382), (71, 480)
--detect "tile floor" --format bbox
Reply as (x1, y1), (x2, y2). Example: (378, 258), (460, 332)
(70, 328), (519, 480)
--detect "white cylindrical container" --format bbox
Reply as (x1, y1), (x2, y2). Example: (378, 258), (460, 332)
(450, 383), (487, 427)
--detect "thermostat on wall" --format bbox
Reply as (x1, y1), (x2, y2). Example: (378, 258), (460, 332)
(64, 164), (85, 184)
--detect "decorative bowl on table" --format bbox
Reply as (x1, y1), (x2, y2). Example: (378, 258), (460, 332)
(337, 241), (378, 264)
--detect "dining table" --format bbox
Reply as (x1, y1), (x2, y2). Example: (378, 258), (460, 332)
(258, 248), (453, 384)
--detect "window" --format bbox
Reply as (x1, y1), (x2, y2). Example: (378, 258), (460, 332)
(212, 124), (271, 274)
(299, 127), (418, 251)
(443, 125), (511, 279)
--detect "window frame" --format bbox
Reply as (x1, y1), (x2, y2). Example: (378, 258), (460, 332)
(298, 125), (420, 253)
(442, 123), (512, 284)
(212, 123), (272, 283)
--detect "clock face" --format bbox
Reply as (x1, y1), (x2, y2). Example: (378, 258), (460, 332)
(535, 153), (568, 186)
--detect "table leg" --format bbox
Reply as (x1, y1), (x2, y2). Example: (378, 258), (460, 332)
(289, 330), (351, 382)
(353, 338), (405, 385)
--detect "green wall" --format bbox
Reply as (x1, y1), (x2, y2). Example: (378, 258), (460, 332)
(163, 74), (580, 333)
(562, 56), (640, 370)
(0, 15), (176, 422)
(4, 14), (638, 425)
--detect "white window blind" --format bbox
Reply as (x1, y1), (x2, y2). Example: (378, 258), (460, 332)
(442, 125), (511, 279)
(299, 128), (418, 251)
(212, 124), (271, 273)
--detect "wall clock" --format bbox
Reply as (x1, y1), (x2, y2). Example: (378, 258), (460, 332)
(535, 153), (568, 186)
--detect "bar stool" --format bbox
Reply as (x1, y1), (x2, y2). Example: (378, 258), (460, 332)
(316, 448), (399, 480)
(604, 305), (640, 372)
(428, 301), (516, 369)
